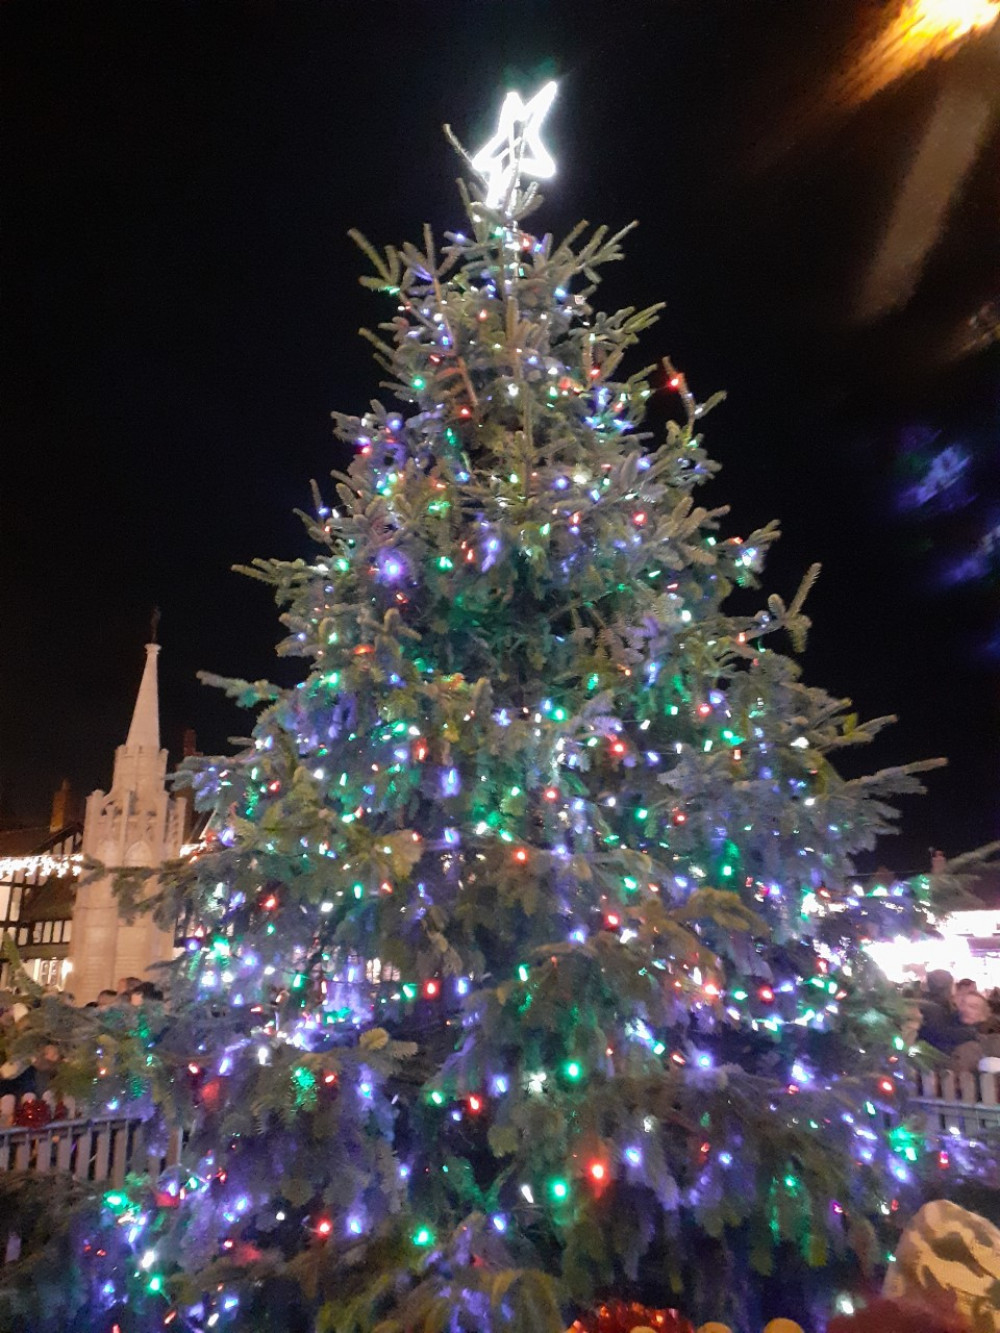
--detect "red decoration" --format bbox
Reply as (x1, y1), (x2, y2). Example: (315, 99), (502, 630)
(199, 1078), (224, 1112)
(13, 1098), (51, 1128)
(225, 1241), (263, 1267)
(569, 1300), (695, 1333)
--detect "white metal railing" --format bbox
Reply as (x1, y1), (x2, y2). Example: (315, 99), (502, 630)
(0, 1093), (182, 1185)
(0, 1074), (994, 1258)
(0, 1087), (186, 1263)
(0, 1093), (184, 1264)
(911, 1067), (1000, 1135)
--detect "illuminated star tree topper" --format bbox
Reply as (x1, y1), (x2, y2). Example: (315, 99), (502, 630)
(450, 80), (558, 212)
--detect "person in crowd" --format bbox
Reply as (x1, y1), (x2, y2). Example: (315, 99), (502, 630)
(956, 990), (996, 1030)
(116, 976), (142, 996)
(953, 988), (1000, 1065)
(900, 998), (922, 1049)
(926, 969), (955, 1005)
(954, 977), (977, 998)
(95, 989), (119, 1009)
(128, 981), (164, 1005)
(916, 970), (970, 1053)
(0, 1042), (60, 1099)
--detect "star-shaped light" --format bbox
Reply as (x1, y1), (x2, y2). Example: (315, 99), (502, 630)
(470, 81), (558, 209)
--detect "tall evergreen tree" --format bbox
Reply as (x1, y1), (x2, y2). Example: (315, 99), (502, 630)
(1, 88), (950, 1333)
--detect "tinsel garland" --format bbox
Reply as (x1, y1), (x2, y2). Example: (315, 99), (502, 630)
(568, 1301), (695, 1333)
(568, 1308), (806, 1333)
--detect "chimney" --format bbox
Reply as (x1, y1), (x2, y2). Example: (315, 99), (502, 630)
(50, 778), (72, 832)
(182, 728), (199, 759)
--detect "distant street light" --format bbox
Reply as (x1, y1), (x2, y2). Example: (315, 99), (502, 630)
(853, 2), (1000, 318)
(839, 0), (999, 105)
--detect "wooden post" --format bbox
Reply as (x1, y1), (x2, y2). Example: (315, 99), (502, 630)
(55, 1125), (74, 1173)
(73, 1126), (93, 1180)
(110, 1123), (130, 1188)
(93, 1124), (111, 1181)
(981, 1070), (999, 1108)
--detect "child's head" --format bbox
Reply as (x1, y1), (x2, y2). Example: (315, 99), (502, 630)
(958, 991), (989, 1024)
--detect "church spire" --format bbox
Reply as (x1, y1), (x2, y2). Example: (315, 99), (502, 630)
(76, 631), (184, 1001)
(124, 642), (162, 753)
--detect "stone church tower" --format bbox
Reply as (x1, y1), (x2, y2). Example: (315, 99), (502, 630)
(69, 643), (186, 1001)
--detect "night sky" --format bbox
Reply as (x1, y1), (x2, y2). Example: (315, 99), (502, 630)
(3, 1), (998, 871)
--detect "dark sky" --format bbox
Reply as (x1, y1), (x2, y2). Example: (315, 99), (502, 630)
(2, 1), (998, 871)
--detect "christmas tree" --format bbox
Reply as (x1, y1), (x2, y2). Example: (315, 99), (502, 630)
(0, 85), (955, 1333)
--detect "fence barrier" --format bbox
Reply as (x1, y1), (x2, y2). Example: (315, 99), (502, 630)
(912, 1066), (1000, 1135)
(0, 1093), (184, 1265)
(0, 1095), (182, 1186)
(0, 1075), (996, 1264)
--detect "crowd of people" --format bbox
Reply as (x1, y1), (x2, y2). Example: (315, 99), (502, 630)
(88, 977), (164, 1010)
(905, 968), (1000, 1071)
(4, 969), (999, 1102)
(0, 975), (165, 1101)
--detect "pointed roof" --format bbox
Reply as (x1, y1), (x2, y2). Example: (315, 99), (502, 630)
(124, 643), (162, 752)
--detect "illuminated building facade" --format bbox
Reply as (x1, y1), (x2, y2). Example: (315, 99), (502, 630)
(0, 644), (193, 999)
